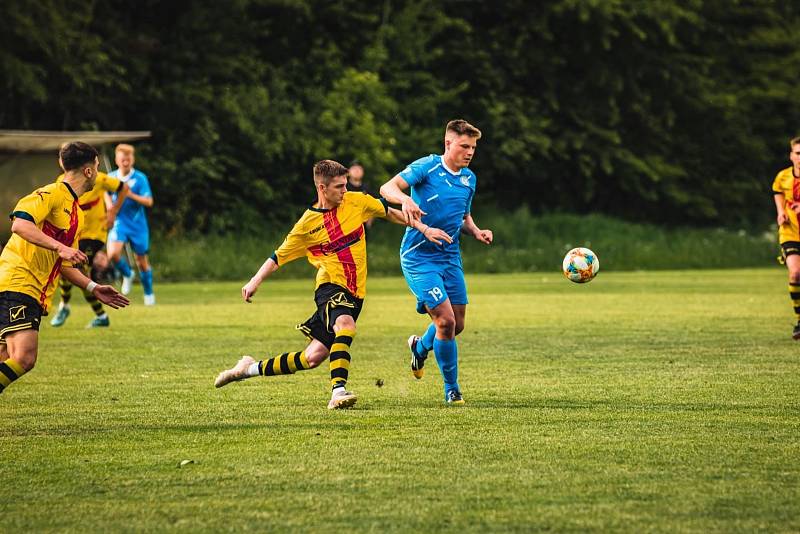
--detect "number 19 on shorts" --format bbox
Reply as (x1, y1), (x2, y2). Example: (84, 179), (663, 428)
(427, 287), (445, 302)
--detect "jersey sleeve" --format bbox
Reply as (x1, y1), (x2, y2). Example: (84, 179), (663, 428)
(10, 188), (57, 224)
(362, 194), (389, 220)
(772, 172), (784, 194)
(99, 173), (123, 193)
(398, 155), (435, 187)
(274, 220), (309, 266)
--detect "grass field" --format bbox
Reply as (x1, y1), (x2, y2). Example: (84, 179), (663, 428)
(2, 269), (799, 532)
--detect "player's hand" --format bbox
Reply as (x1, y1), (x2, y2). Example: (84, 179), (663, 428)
(57, 244), (88, 265)
(778, 212), (789, 225)
(423, 227), (453, 246)
(401, 197), (425, 224)
(92, 285), (130, 309)
(475, 228), (493, 245)
(242, 279), (260, 303)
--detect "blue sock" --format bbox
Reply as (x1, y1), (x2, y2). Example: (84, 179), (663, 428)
(140, 269), (154, 296)
(417, 323), (436, 356)
(115, 258), (132, 278)
(432, 337), (459, 398)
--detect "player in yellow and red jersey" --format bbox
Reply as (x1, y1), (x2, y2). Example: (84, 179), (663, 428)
(773, 136), (800, 339)
(214, 159), (450, 409)
(0, 142), (129, 394)
(50, 171), (130, 328)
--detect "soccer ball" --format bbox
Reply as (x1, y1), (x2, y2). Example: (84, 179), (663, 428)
(562, 247), (599, 283)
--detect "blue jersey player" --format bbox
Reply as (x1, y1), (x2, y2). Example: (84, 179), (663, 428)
(107, 144), (156, 305)
(380, 120), (493, 405)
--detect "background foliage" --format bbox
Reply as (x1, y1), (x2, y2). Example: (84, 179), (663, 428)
(2, 0), (799, 234)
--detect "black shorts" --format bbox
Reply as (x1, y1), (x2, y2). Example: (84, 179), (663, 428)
(782, 241), (800, 259)
(80, 239), (105, 264)
(0, 291), (42, 343)
(296, 283), (363, 349)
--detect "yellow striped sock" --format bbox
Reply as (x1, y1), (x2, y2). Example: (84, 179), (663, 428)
(330, 329), (355, 389)
(0, 359), (27, 393)
(259, 351), (309, 376)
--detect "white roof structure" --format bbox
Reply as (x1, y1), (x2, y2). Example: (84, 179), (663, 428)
(0, 130), (151, 242)
(0, 130), (151, 153)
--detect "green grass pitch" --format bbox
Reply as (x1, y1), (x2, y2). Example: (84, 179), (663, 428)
(2, 270), (799, 532)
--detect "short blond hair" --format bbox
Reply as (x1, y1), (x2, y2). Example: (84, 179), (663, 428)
(115, 143), (135, 155)
(791, 137), (800, 149)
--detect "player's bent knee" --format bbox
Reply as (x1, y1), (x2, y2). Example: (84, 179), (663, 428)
(13, 352), (37, 372)
(304, 342), (329, 368)
(434, 316), (456, 337)
(333, 317), (356, 333)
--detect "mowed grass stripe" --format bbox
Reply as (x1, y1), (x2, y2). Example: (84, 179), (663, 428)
(1, 269), (798, 532)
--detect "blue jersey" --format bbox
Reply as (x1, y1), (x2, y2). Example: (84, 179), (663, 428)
(398, 154), (476, 268)
(108, 168), (151, 230)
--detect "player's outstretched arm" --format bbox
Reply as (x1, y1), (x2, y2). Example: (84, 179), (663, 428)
(379, 175), (424, 223)
(462, 214), (493, 245)
(61, 266), (130, 309)
(386, 208), (452, 246)
(242, 257), (279, 303)
(11, 218), (88, 264)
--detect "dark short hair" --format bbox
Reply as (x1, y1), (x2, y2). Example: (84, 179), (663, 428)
(791, 137), (800, 149)
(313, 159), (348, 186)
(59, 142), (99, 171)
(446, 119), (482, 139)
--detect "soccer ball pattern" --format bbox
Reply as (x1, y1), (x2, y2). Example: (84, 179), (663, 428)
(562, 247), (599, 283)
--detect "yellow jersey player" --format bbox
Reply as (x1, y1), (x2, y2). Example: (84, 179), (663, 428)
(214, 159), (450, 409)
(773, 136), (800, 339)
(50, 171), (130, 328)
(0, 142), (130, 394)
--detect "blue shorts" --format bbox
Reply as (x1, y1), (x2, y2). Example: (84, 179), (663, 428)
(402, 262), (468, 314)
(108, 224), (150, 255)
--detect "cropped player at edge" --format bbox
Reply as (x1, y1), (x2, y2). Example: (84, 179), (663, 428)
(0, 142), (130, 394)
(772, 136), (800, 339)
(380, 119), (493, 405)
(214, 159), (450, 409)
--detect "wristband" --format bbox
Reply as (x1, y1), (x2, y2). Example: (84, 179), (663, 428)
(86, 281), (98, 293)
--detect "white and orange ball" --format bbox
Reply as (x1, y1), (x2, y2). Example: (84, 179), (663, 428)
(562, 247), (599, 283)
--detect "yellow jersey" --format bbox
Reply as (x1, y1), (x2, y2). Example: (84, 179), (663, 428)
(772, 167), (800, 243)
(0, 182), (84, 312)
(57, 171), (122, 242)
(274, 192), (388, 299)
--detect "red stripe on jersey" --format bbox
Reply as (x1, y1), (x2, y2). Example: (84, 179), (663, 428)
(39, 200), (80, 310)
(323, 208), (358, 295)
(79, 198), (101, 211)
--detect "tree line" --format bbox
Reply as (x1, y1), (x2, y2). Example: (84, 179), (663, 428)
(2, 0), (799, 234)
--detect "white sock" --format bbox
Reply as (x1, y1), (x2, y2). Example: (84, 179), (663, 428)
(247, 363), (260, 377)
(59, 302), (69, 311)
(97, 312), (108, 320)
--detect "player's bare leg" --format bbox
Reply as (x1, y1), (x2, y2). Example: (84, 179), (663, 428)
(787, 254), (800, 339)
(0, 330), (38, 393)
